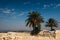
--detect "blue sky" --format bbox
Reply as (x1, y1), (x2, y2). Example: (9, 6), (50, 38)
(0, 0), (60, 31)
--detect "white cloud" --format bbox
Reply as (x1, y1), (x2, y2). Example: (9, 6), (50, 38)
(43, 4), (50, 9)
(0, 8), (16, 19)
(11, 11), (28, 19)
(12, 9), (15, 11)
(53, 4), (60, 8)
(24, 1), (30, 5)
(2, 9), (11, 14)
(42, 4), (60, 9)
(18, 11), (28, 16)
(0, 8), (28, 19)
(0, 8), (15, 14)
(18, 12), (24, 16)
(56, 4), (60, 7)
(44, 5), (47, 8)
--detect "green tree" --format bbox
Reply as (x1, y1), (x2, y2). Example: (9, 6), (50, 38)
(45, 18), (58, 31)
(25, 11), (44, 35)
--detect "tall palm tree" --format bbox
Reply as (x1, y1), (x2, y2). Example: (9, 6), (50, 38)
(25, 11), (44, 35)
(45, 18), (58, 31)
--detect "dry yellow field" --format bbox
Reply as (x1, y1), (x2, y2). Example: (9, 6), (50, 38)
(0, 30), (60, 40)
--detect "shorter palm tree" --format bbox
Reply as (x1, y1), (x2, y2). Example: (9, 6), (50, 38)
(45, 18), (58, 31)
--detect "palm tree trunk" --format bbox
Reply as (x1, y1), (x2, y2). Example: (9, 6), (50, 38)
(30, 23), (36, 35)
(33, 23), (35, 30)
(33, 27), (35, 30)
(51, 26), (53, 31)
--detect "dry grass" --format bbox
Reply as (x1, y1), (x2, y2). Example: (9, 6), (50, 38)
(0, 30), (60, 40)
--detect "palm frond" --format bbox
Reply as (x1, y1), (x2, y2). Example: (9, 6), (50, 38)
(26, 21), (30, 27)
(25, 11), (44, 30)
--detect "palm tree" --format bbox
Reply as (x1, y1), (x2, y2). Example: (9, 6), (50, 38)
(45, 18), (58, 31)
(25, 11), (44, 35)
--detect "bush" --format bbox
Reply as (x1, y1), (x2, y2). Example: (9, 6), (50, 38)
(50, 29), (55, 31)
(30, 27), (40, 35)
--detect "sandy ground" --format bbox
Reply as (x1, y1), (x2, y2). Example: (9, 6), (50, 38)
(0, 30), (60, 40)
